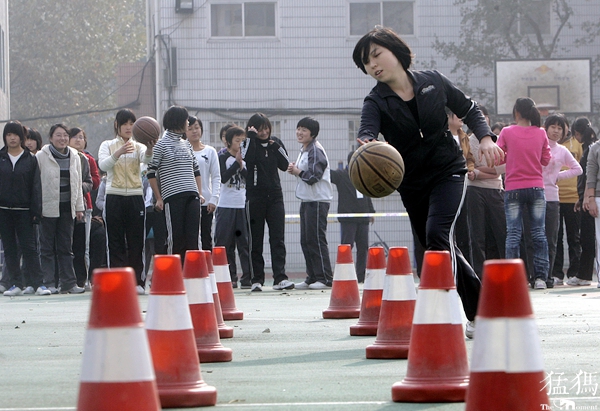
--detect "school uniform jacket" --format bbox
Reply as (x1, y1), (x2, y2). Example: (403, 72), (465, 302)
(0, 147), (42, 221)
(357, 69), (494, 193)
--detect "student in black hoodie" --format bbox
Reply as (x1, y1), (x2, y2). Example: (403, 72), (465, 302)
(242, 113), (294, 291)
(0, 121), (49, 296)
(353, 26), (504, 338)
(330, 151), (375, 283)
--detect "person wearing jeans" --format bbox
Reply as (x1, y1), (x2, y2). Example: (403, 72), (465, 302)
(497, 98), (551, 289)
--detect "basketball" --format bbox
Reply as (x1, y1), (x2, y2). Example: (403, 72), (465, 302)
(132, 116), (161, 145)
(348, 142), (404, 198)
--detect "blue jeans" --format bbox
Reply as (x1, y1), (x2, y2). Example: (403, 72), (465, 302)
(504, 188), (549, 281)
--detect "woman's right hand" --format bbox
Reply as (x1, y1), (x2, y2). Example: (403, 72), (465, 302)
(114, 141), (134, 158)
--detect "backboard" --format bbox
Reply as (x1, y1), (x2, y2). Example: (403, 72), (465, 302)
(495, 59), (592, 115)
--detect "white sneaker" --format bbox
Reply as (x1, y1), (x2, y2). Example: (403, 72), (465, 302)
(553, 277), (564, 286)
(308, 281), (330, 290)
(534, 279), (547, 289)
(465, 320), (475, 339)
(35, 286), (52, 296)
(566, 277), (591, 286)
(22, 286), (35, 295)
(295, 281), (310, 290)
(47, 286), (59, 294)
(84, 281), (92, 292)
(273, 280), (295, 290)
(136, 285), (146, 295)
(4, 286), (23, 296)
(251, 283), (263, 292)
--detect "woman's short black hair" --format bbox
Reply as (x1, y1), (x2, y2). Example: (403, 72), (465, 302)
(163, 105), (189, 132)
(3, 120), (27, 147)
(26, 128), (43, 151)
(572, 117), (591, 136)
(69, 127), (87, 149)
(49, 123), (70, 139)
(114, 109), (136, 135)
(246, 113), (272, 137)
(544, 114), (567, 139)
(188, 115), (203, 131)
(220, 124), (235, 140)
(225, 126), (246, 147)
(297, 117), (320, 138)
(352, 26), (413, 74)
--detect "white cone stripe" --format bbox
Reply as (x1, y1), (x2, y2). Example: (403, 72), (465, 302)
(145, 294), (194, 330)
(214, 265), (230, 283)
(333, 263), (357, 281)
(80, 327), (155, 382)
(184, 278), (214, 305)
(470, 317), (544, 373)
(412, 289), (463, 324)
(382, 274), (417, 301)
(363, 268), (386, 290)
(209, 273), (219, 294)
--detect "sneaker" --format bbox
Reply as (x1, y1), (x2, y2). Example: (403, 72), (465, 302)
(465, 320), (475, 339)
(84, 281), (92, 292)
(553, 277), (564, 286)
(47, 286), (59, 294)
(66, 285), (85, 294)
(240, 283), (252, 289)
(566, 277), (592, 286)
(534, 279), (547, 290)
(231, 282), (238, 289)
(35, 286), (52, 296)
(22, 286), (35, 295)
(3, 286), (23, 296)
(295, 281), (310, 290)
(251, 283), (263, 292)
(136, 285), (146, 295)
(0, 285), (6, 293)
(273, 280), (295, 290)
(308, 281), (330, 290)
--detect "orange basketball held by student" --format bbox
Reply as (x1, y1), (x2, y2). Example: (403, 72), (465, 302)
(132, 116), (162, 145)
(348, 141), (404, 198)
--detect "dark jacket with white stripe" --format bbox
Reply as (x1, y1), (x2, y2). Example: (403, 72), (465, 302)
(241, 132), (289, 199)
(357, 69), (494, 193)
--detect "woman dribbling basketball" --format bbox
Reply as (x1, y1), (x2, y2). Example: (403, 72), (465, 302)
(352, 26), (504, 338)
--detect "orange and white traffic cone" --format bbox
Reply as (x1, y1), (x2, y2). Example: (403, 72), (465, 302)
(350, 246), (386, 336)
(465, 259), (550, 410)
(183, 250), (233, 363)
(212, 246), (244, 321)
(203, 250), (234, 339)
(76, 268), (161, 411)
(366, 247), (416, 359)
(146, 255), (217, 408)
(392, 250), (469, 402)
(323, 244), (360, 319)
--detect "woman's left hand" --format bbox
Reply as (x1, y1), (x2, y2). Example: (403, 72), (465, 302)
(76, 211), (84, 221)
(479, 136), (504, 167)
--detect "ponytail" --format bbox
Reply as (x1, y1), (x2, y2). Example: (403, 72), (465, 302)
(513, 97), (541, 127)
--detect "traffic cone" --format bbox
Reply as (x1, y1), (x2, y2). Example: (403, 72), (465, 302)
(146, 255), (217, 408)
(350, 246), (386, 336)
(366, 247), (416, 359)
(183, 250), (233, 363)
(323, 244), (361, 319)
(465, 259), (550, 410)
(203, 250), (234, 339)
(212, 246), (244, 320)
(392, 250), (469, 403)
(76, 268), (161, 411)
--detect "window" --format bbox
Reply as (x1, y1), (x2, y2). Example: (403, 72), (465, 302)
(211, 2), (276, 37)
(350, 1), (414, 36)
(519, 0), (551, 35)
(484, 0), (551, 36)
